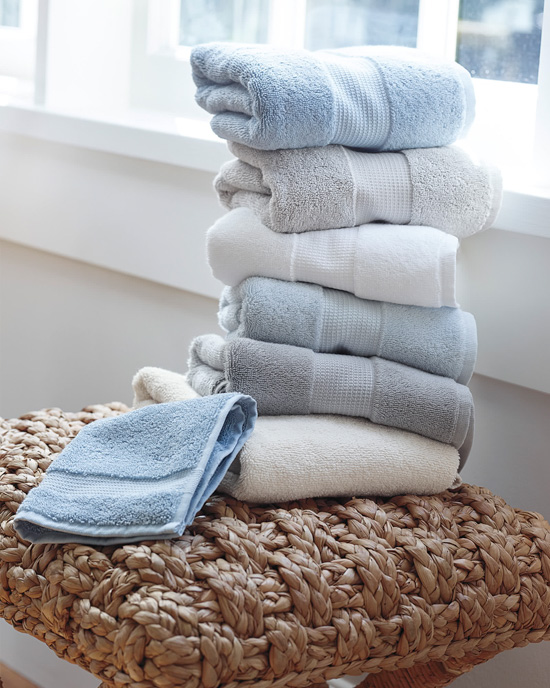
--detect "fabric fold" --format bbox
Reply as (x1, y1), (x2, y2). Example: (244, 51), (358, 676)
(215, 142), (502, 238)
(14, 395), (257, 545)
(207, 208), (459, 308)
(187, 335), (474, 459)
(220, 277), (477, 384)
(191, 43), (474, 150)
(132, 367), (463, 500)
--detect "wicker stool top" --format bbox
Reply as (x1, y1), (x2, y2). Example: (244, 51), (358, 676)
(1, 404), (550, 688)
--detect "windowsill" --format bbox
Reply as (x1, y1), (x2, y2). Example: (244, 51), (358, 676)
(0, 101), (230, 173)
(1, 99), (548, 395)
(0, 101), (549, 239)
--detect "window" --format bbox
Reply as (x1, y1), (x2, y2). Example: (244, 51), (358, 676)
(1, 0), (548, 187)
(0, 0), (37, 101)
(0, 0), (21, 27)
(141, 0), (547, 183)
(304, 0), (420, 50)
(174, 0), (544, 86)
(179, 0), (270, 46)
(457, 0), (544, 84)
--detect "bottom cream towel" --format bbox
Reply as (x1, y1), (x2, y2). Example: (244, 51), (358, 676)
(132, 367), (462, 502)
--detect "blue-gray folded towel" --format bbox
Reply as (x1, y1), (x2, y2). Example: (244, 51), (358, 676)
(220, 278), (477, 384)
(13, 396), (257, 546)
(187, 335), (474, 462)
(191, 43), (475, 151)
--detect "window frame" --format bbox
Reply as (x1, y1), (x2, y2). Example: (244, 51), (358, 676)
(0, 0), (37, 84)
(535, 1), (550, 186)
(0, 0), (548, 401)
(1, 0), (548, 196)
(137, 0), (549, 187)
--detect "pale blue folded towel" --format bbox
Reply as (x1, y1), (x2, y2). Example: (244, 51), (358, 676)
(13, 396), (257, 546)
(220, 278), (477, 384)
(191, 43), (475, 151)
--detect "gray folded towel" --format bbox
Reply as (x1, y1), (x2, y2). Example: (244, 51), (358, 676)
(187, 335), (474, 461)
(215, 143), (502, 238)
(220, 278), (477, 384)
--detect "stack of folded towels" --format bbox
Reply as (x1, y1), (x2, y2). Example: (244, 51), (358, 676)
(180, 42), (502, 503)
(12, 43), (504, 547)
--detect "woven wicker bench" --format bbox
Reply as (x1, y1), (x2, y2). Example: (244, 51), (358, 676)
(1, 404), (550, 688)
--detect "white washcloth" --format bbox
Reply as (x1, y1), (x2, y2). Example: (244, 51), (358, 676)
(207, 208), (459, 308)
(132, 367), (462, 502)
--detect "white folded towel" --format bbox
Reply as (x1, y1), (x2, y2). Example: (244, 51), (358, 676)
(132, 367), (462, 503)
(207, 208), (459, 308)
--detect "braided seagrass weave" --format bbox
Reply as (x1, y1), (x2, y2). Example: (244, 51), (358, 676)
(1, 405), (550, 688)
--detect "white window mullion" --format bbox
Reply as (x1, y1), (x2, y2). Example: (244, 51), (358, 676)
(19, 0), (37, 30)
(45, 0), (133, 114)
(148, 0), (180, 57)
(416, 0), (459, 60)
(0, 0), (38, 82)
(534, 0), (550, 187)
(268, 0), (307, 49)
(33, 0), (49, 105)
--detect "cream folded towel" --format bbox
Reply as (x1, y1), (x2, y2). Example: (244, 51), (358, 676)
(215, 142), (502, 237)
(207, 208), (459, 308)
(132, 367), (462, 502)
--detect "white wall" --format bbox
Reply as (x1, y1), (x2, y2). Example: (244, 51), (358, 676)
(0, 131), (549, 688)
(1, 131), (549, 392)
(0, 240), (219, 416)
(1, 239), (549, 688)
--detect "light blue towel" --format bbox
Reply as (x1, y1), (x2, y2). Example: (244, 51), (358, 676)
(220, 277), (477, 384)
(13, 396), (257, 546)
(191, 43), (475, 151)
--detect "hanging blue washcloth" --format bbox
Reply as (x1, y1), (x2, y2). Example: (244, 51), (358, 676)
(13, 395), (257, 545)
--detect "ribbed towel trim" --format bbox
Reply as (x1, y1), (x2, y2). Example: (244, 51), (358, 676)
(458, 312), (478, 385)
(456, 65), (476, 137)
(320, 55), (390, 149)
(482, 163), (504, 230)
(458, 410), (475, 471)
(310, 354), (374, 417)
(439, 235), (459, 308)
(454, 383), (474, 450)
(320, 289), (382, 356)
(344, 148), (412, 226)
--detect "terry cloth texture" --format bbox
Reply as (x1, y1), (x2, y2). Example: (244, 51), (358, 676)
(191, 43), (475, 151)
(132, 368), (463, 500)
(207, 208), (459, 308)
(186, 335), (474, 460)
(215, 142), (502, 238)
(13, 396), (257, 545)
(220, 277), (477, 384)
